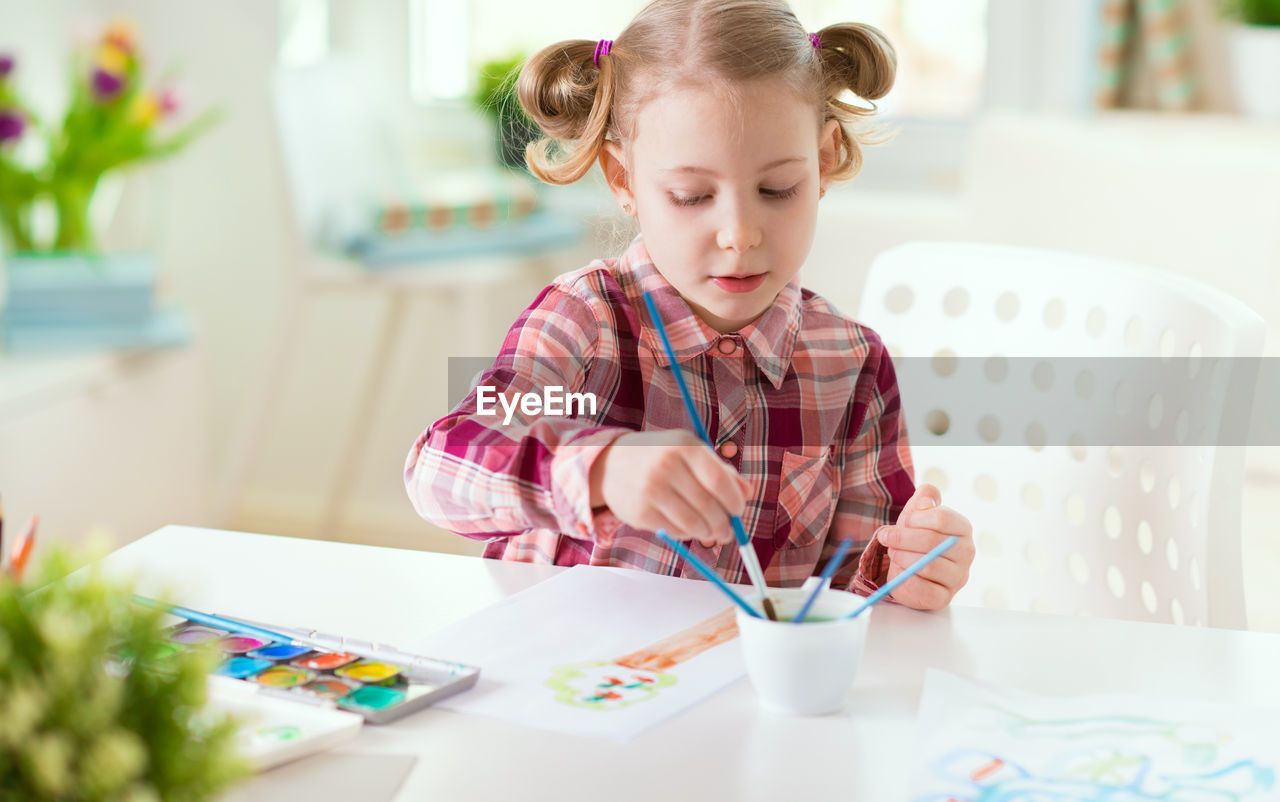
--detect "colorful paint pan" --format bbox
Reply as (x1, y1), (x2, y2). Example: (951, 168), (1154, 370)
(292, 651), (360, 671)
(146, 642), (183, 659)
(296, 678), (357, 700)
(217, 635), (270, 653)
(254, 665), (314, 688)
(335, 660), (402, 684)
(170, 625), (226, 645)
(247, 643), (311, 661)
(341, 685), (406, 711)
(216, 657), (273, 679)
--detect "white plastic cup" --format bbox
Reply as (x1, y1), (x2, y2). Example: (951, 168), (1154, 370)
(735, 586), (871, 715)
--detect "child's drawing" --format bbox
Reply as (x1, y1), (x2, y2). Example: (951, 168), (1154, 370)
(546, 608), (738, 710)
(919, 746), (1273, 801)
(912, 671), (1278, 802)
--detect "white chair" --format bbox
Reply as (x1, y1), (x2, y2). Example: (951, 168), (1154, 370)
(857, 242), (1264, 628)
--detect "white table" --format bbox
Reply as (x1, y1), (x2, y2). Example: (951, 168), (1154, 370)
(105, 526), (1280, 801)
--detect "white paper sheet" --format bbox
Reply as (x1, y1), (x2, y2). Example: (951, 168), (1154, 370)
(911, 669), (1280, 801)
(409, 565), (746, 739)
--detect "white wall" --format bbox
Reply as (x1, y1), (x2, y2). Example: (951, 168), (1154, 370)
(1, 0), (292, 502)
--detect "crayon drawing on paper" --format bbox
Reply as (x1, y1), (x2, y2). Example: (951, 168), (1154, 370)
(911, 670), (1278, 802)
(546, 608), (737, 710)
(409, 566), (748, 739)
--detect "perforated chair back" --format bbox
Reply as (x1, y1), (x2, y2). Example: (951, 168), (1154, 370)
(858, 242), (1263, 628)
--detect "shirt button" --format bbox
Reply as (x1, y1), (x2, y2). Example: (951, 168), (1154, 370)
(717, 338), (737, 355)
(718, 441), (739, 459)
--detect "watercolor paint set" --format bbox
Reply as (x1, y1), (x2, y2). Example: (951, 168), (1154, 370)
(150, 601), (480, 725)
(204, 674), (363, 769)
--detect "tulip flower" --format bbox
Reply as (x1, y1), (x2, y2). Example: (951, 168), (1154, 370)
(97, 42), (129, 76)
(0, 110), (23, 143)
(102, 21), (136, 55)
(91, 67), (124, 100)
(157, 88), (179, 116)
(128, 93), (159, 126)
(0, 22), (217, 253)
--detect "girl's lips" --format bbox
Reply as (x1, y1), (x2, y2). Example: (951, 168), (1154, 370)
(710, 273), (767, 293)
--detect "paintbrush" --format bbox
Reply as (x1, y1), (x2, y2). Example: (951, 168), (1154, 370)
(132, 596), (478, 680)
(793, 537), (855, 624)
(641, 289), (777, 620)
(656, 530), (762, 618)
(844, 536), (958, 619)
(9, 514), (37, 582)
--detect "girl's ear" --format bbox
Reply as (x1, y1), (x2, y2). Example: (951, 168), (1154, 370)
(598, 140), (636, 214)
(817, 118), (841, 190)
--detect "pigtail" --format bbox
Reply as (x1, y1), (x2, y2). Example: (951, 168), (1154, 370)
(813, 22), (897, 181)
(517, 40), (617, 185)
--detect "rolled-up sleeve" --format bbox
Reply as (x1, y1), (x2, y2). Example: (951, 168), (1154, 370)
(405, 284), (630, 542)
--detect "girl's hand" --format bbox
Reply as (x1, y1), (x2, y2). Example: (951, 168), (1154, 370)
(590, 430), (750, 548)
(874, 484), (975, 610)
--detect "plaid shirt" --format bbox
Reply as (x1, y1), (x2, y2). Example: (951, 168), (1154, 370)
(406, 235), (915, 593)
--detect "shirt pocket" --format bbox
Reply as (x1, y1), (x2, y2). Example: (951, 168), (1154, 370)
(776, 445), (837, 548)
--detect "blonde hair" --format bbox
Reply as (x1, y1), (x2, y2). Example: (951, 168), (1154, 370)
(515, 0), (896, 185)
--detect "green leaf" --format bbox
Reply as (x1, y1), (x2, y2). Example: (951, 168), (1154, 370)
(0, 547), (252, 801)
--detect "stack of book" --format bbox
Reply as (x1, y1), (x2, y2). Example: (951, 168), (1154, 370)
(0, 252), (188, 353)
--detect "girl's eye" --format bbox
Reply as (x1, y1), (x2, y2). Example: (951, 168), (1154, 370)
(669, 193), (708, 207)
(762, 185), (800, 200)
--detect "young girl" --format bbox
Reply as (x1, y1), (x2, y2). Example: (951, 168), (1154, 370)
(406, 0), (973, 610)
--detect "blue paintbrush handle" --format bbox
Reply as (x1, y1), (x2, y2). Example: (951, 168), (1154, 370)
(133, 595), (288, 644)
(844, 536), (958, 619)
(641, 290), (712, 445)
(657, 530), (762, 618)
(642, 290), (771, 604)
(794, 537), (855, 624)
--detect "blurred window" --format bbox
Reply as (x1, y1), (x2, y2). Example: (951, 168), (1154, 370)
(409, 0), (988, 120)
(278, 0), (331, 67)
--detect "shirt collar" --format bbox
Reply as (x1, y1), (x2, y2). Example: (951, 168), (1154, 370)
(619, 235), (800, 389)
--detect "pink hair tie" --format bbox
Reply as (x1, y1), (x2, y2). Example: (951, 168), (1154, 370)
(594, 39), (613, 68)
(809, 32), (822, 50)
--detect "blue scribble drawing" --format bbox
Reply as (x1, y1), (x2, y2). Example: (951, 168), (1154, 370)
(913, 707), (1277, 802)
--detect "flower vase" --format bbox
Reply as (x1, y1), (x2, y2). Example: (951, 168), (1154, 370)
(52, 179), (100, 252)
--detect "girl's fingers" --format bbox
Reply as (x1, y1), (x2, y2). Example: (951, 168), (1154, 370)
(887, 548), (967, 588)
(648, 477), (716, 542)
(878, 527), (975, 565)
(886, 573), (953, 610)
(687, 449), (747, 518)
(653, 462), (734, 545)
(895, 484), (943, 526)
(905, 506), (973, 537)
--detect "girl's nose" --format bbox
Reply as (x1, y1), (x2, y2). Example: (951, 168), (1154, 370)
(715, 200), (762, 252)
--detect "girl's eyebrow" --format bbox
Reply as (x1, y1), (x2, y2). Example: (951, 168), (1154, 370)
(657, 156), (806, 177)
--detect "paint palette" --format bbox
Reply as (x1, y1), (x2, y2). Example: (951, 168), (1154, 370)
(164, 616), (480, 724)
(204, 675), (362, 770)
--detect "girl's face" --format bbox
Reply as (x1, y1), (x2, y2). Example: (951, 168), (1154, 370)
(601, 76), (840, 333)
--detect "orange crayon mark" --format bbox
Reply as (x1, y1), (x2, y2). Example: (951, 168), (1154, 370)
(971, 758), (1004, 782)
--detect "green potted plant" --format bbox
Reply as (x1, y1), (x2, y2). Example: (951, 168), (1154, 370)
(0, 21), (217, 352)
(0, 546), (249, 800)
(472, 54), (540, 171)
(1218, 0), (1280, 120)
